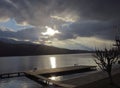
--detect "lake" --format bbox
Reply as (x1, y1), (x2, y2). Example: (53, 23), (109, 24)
(0, 53), (96, 74)
(0, 53), (98, 88)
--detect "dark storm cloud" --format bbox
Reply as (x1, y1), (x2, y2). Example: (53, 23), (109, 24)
(70, 21), (113, 38)
(55, 0), (120, 21)
(1, 0), (120, 24)
(0, 0), (54, 25)
(0, 0), (120, 41)
(0, 28), (44, 41)
(57, 20), (117, 40)
(54, 0), (120, 40)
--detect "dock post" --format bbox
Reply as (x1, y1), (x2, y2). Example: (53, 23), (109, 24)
(8, 74), (10, 78)
(0, 75), (2, 79)
(18, 73), (20, 76)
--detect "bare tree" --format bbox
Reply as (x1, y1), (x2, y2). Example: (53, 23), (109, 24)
(114, 38), (120, 53)
(93, 48), (119, 84)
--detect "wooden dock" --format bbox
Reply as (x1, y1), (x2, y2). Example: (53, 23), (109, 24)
(1, 66), (120, 88)
(25, 72), (76, 88)
(0, 66), (96, 87)
(26, 66), (96, 76)
(25, 65), (96, 88)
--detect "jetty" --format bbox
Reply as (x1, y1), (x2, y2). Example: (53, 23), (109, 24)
(25, 65), (96, 88)
(25, 65), (96, 76)
(0, 65), (97, 88)
(0, 66), (120, 88)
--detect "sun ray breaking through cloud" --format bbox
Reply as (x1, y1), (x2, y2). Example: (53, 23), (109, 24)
(0, 0), (119, 50)
(5, 0), (18, 9)
(51, 15), (78, 22)
(42, 26), (60, 36)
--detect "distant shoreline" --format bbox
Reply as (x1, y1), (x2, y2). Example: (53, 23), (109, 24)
(0, 52), (93, 57)
(0, 41), (93, 57)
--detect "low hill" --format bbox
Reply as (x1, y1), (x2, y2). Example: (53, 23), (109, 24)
(0, 41), (91, 57)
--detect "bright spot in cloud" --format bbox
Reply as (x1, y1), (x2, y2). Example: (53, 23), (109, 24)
(42, 26), (60, 36)
(51, 15), (78, 22)
(7, 37), (20, 41)
(0, 17), (9, 22)
(21, 21), (29, 26)
(32, 41), (40, 44)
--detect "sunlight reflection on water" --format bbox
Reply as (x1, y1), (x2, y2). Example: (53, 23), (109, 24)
(49, 76), (62, 81)
(50, 57), (56, 68)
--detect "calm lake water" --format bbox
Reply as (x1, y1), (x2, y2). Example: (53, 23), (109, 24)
(0, 53), (97, 88)
(0, 53), (96, 74)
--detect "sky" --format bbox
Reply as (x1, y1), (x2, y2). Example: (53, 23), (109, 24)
(0, 0), (120, 50)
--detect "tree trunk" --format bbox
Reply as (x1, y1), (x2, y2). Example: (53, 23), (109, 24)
(108, 71), (113, 85)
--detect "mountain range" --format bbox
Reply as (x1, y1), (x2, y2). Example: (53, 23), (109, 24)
(0, 38), (91, 57)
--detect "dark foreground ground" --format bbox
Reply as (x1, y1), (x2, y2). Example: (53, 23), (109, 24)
(78, 73), (120, 88)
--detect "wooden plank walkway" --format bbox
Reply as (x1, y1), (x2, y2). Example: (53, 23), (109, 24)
(26, 66), (96, 76)
(25, 65), (96, 88)
(25, 72), (76, 88)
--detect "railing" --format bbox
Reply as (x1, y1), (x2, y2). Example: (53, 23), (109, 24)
(0, 72), (25, 79)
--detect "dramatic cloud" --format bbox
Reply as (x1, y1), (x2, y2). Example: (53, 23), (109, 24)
(56, 0), (120, 21)
(46, 37), (114, 50)
(0, 0), (120, 24)
(0, 18), (34, 31)
(50, 14), (79, 22)
(56, 20), (117, 40)
(42, 26), (60, 36)
(0, 0), (120, 50)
